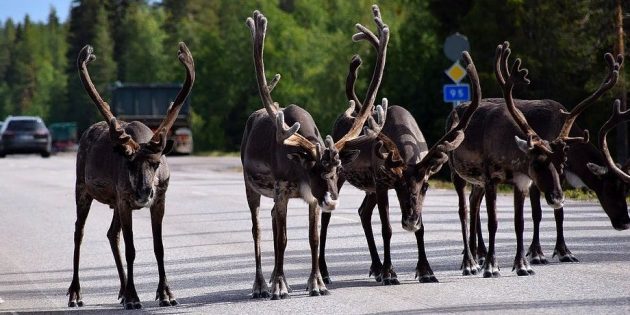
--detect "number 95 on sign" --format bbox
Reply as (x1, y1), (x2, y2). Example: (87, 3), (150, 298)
(443, 84), (470, 103)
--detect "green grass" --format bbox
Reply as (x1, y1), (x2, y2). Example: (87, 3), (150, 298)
(194, 150), (240, 157)
(429, 179), (598, 201)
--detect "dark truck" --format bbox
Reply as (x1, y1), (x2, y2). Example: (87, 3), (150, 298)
(111, 83), (193, 154)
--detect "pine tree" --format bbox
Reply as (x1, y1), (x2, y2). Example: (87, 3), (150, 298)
(119, 3), (168, 82)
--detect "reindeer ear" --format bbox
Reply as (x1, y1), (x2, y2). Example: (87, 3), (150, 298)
(163, 140), (174, 155)
(287, 153), (315, 169)
(515, 136), (530, 153)
(426, 152), (449, 175)
(587, 162), (608, 176)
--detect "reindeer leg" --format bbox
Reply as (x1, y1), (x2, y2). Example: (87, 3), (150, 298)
(67, 189), (92, 307)
(471, 187), (487, 266)
(358, 193), (381, 281)
(319, 177), (344, 285)
(513, 188), (535, 276)
(376, 188), (398, 285)
(319, 211), (333, 284)
(306, 202), (328, 296)
(270, 186), (290, 300)
(455, 174), (478, 276)
(527, 186), (548, 264)
(483, 181), (501, 278)
(247, 185), (269, 299)
(151, 191), (177, 306)
(553, 207), (579, 262)
(415, 223), (438, 282)
(119, 207), (141, 309)
(106, 209), (126, 303)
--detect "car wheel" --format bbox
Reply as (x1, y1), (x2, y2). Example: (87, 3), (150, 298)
(41, 151), (50, 158)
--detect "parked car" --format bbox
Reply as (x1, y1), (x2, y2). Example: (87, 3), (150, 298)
(0, 116), (52, 158)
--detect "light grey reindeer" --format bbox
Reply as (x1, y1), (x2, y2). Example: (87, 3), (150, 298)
(67, 43), (194, 309)
(241, 7), (387, 300)
(319, 51), (482, 285)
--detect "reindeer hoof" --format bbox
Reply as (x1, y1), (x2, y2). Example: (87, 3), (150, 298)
(418, 275), (439, 283)
(382, 277), (400, 285)
(308, 288), (330, 296)
(529, 256), (548, 265)
(271, 293), (290, 300)
(516, 269), (532, 276)
(68, 299), (83, 307)
(558, 255), (579, 263)
(322, 276), (332, 284)
(159, 300), (172, 307)
(170, 299), (178, 306)
(252, 291), (270, 299)
(483, 270), (500, 278)
(124, 301), (142, 310)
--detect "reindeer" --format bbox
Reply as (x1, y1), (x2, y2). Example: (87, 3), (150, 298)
(448, 42), (575, 277)
(586, 99), (630, 228)
(66, 43), (194, 309)
(242, 7), (387, 300)
(466, 51), (627, 268)
(319, 49), (481, 285)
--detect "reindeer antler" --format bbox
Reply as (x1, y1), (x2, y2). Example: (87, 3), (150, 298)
(334, 5), (390, 152)
(147, 42), (196, 151)
(345, 55), (363, 114)
(247, 10), (318, 157)
(419, 51), (482, 170)
(598, 99), (630, 183)
(555, 53), (623, 145)
(495, 41), (552, 154)
(77, 45), (139, 156)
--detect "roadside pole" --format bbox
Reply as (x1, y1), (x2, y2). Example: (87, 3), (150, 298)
(443, 33), (471, 107)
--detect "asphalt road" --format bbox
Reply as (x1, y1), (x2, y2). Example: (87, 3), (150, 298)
(1, 154), (629, 314)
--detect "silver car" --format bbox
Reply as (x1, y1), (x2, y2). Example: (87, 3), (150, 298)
(0, 116), (52, 158)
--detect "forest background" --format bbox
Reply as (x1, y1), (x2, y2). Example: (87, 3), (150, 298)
(0, 0), (627, 156)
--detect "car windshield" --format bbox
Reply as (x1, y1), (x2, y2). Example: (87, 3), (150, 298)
(7, 120), (44, 132)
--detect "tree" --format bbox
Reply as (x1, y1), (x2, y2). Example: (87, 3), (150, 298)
(65, 0), (117, 131)
(118, 4), (168, 82)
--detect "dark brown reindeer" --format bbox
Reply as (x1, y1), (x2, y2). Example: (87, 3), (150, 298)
(449, 42), (573, 278)
(587, 99), (630, 215)
(467, 51), (627, 268)
(67, 43), (194, 309)
(319, 51), (482, 285)
(242, 8), (387, 300)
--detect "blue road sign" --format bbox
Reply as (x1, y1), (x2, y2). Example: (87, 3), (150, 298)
(443, 84), (470, 103)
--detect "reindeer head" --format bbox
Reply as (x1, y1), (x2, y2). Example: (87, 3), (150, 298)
(77, 43), (195, 208)
(371, 52), (481, 232)
(586, 99), (630, 230)
(494, 42), (565, 208)
(247, 6), (389, 212)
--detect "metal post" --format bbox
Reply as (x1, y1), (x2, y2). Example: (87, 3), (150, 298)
(615, 0), (627, 162)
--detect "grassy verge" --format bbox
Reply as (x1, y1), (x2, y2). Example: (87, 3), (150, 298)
(428, 179), (598, 201)
(194, 150), (240, 157)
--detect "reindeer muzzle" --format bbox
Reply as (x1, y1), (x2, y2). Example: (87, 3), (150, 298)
(321, 192), (338, 212)
(402, 215), (421, 232)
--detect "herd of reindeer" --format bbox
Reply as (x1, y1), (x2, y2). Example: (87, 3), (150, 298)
(63, 5), (630, 309)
